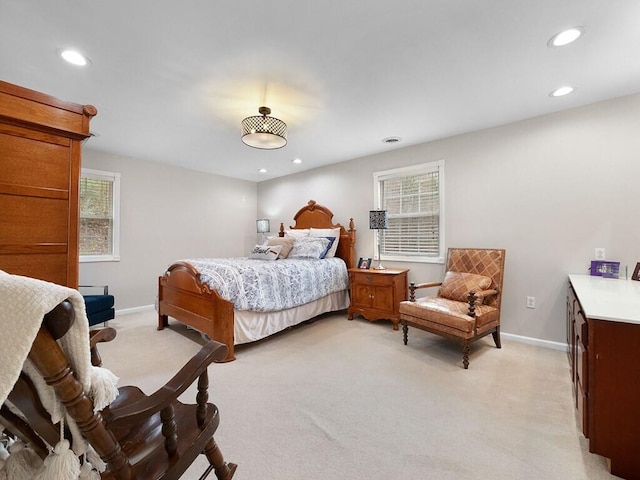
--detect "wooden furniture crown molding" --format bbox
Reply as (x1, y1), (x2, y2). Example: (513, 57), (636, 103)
(0, 80), (96, 138)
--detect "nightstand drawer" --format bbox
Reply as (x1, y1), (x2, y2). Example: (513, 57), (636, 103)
(350, 271), (395, 286)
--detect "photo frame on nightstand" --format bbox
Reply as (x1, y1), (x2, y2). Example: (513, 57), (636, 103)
(632, 262), (640, 281)
(357, 257), (372, 269)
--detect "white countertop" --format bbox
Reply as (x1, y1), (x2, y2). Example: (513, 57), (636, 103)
(569, 274), (640, 324)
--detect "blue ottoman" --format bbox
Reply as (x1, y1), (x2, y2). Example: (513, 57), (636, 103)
(83, 294), (115, 326)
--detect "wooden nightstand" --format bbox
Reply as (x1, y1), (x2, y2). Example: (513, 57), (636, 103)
(347, 268), (409, 330)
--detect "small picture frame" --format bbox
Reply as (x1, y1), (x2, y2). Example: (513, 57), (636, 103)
(632, 262), (640, 281)
(590, 260), (620, 279)
(357, 257), (372, 269)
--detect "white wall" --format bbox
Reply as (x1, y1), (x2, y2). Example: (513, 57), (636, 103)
(258, 93), (640, 344)
(80, 151), (257, 309)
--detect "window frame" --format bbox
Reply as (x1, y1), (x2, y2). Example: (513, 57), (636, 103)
(373, 160), (445, 264)
(79, 168), (121, 263)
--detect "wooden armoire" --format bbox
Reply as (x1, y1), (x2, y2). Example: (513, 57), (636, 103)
(0, 80), (96, 288)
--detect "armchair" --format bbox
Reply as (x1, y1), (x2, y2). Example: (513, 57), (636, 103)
(1, 299), (237, 479)
(399, 248), (506, 369)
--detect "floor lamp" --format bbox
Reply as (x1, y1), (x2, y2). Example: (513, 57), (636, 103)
(369, 210), (388, 270)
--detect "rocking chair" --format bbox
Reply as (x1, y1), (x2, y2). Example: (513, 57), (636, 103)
(0, 299), (237, 479)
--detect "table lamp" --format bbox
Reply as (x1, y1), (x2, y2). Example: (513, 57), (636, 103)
(369, 210), (388, 270)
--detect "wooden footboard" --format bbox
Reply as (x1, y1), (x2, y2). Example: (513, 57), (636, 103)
(158, 261), (235, 362)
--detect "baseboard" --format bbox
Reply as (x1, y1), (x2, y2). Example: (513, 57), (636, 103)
(502, 332), (568, 352)
(115, 304), (155, 316)
(111, 306), (570, 353)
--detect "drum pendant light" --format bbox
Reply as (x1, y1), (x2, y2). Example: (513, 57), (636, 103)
(241, 106), (287, 149)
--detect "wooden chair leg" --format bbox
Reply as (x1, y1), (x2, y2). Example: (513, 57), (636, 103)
(402, 323), (409, 345)
(203, 438), (237, 480)
(492, 326), (502, 348)
(462, 340), (470, 369)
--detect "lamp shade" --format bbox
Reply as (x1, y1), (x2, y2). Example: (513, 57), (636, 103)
(256, 218), (271, 234)
(369, 210), (388, 230)
(241, 106), (287, 149)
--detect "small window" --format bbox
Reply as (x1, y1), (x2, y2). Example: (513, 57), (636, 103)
(373, 160), (445, 264)
(79, 168), (120, 262)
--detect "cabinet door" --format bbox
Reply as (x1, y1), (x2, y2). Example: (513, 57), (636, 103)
(372, 285), (394, 312)
(574, 305), (588, 437)
(0, 126), (75, 286)
(351, 283), (373, 308)
(589, 319), (640, 479)
(566, 287), (575, 368)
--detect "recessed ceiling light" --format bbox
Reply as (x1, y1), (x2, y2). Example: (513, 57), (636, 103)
(550, 86), (575, 97)
(292, 158), (302, 164)
(60, 49), (90, 66)
(382, 136), (401, 144)
(548, 27), (584, 47)
(258, 168), (267, 173)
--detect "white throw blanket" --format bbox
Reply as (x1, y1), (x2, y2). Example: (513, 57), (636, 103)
(0, 270), (119, 478)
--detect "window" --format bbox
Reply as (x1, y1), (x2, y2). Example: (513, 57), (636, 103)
(373, 160), (445, 264)
(79, 168), (120, 262)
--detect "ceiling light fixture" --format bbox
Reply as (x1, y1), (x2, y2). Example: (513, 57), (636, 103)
(550, 86), (575, 97)
(548, 27), (584, 47)
(241, 106), (287, 149)
(292, 158), (302, 164)
(60, 49), (89, 66)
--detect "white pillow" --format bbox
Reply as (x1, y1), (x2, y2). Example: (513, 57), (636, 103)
(284, 229), (310, 239)
(288, 237), (330, 259)
(310, 227), (341, 258)
(249, 244), (282, 261)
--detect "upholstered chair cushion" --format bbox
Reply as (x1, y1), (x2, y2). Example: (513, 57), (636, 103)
(399, 297), (499, 336)
(438, 271), (491, 303)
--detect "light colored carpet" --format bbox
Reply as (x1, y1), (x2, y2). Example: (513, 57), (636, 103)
(98, 310), (617, 480)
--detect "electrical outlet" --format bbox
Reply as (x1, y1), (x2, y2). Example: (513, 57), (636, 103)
(595, 248), (606, 260)
(526, 296), (535, 309)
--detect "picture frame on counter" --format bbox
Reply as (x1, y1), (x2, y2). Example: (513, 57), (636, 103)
(632, 262), (640, 281)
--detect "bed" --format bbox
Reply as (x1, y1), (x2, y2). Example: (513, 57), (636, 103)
(157, 200), (356, 362)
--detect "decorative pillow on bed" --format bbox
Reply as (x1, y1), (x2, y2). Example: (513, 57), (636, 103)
(309, 227), (341, 258)
(319, 237), (335, 259)
(249, 244), (282, 261)
(284, 229), (310, 239)
(288, 237), (331, 259)
(438, 271), (492, 303)
(266, 236), (295, 259)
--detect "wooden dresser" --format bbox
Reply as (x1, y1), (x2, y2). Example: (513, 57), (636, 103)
(0, 81), (96, 288)
(347, 268), (409, 330)
(567, 274), (640, 480)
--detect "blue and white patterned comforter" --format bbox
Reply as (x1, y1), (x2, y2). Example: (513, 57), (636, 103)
(184, 257), (349, 312)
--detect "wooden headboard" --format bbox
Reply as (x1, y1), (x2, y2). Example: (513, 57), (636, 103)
(278, 200), (357, 268)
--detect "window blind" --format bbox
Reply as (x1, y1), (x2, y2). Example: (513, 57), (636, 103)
(79, 175), (114, 256)
(375, 161), (444, 262)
